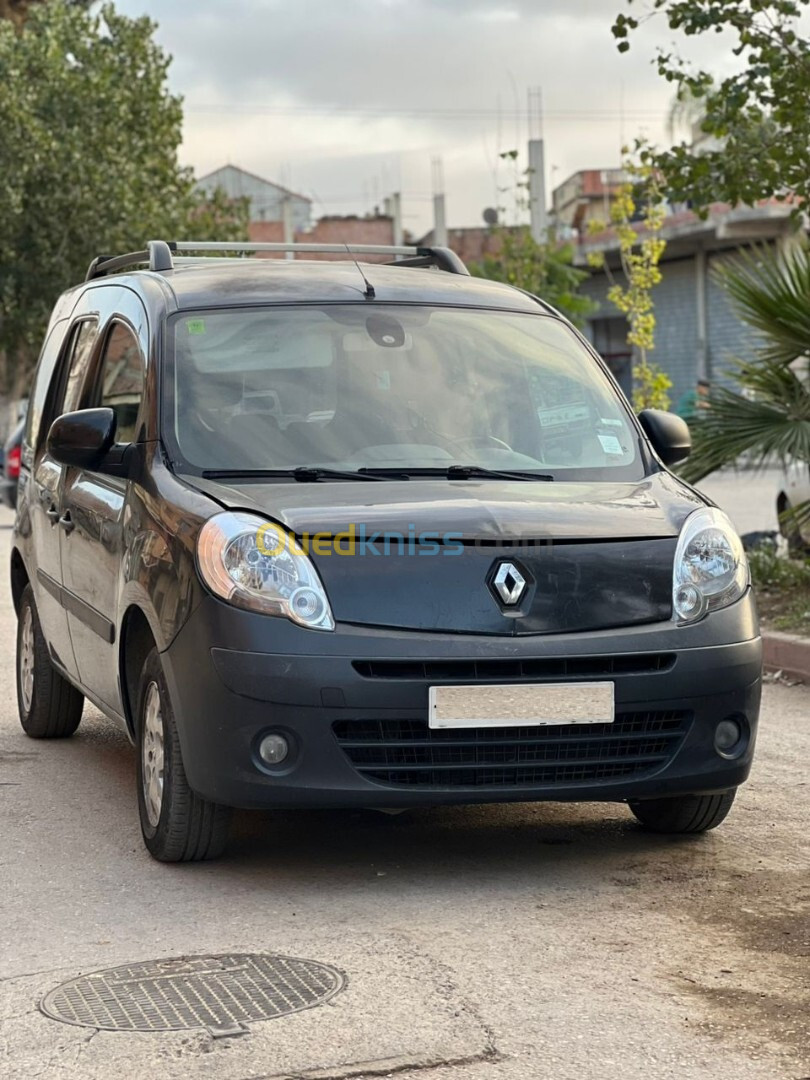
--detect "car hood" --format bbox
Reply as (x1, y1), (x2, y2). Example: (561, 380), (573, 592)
(184, 471), (706, 636)
(185, 471), (703, 543)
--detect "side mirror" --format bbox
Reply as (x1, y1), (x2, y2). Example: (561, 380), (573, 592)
(47, 408), (117, 470)
(638, 408), (691, 467)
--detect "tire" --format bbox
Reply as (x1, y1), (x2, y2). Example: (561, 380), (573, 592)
(628, 789), (737, 834)
(16, 584), (83, 738)
(135, 648), (231, 862)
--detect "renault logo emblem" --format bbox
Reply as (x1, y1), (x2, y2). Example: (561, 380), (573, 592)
(491, 562), (527, 606)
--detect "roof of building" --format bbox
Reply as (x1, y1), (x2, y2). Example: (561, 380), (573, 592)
(576, 200), (802, 267)
(195, 163), (312, 205)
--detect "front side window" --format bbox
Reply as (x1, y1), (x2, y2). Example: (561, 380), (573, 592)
(164, 306), (644, 480)
(26, 323), (68, 453)
(97, 322), (145, 443)
(61, 320), (98, 417)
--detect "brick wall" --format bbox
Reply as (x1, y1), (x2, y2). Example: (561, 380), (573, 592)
(248, 216), (395, 261)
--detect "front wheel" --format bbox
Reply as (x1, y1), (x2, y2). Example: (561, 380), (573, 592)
(628, 790), (737, 834)
(136, 648), (231, 862)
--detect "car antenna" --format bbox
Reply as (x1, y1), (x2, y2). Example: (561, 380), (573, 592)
(344, 243), (375, 300)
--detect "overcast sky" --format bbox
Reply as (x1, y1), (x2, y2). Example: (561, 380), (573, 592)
(115, 0), (737, 236)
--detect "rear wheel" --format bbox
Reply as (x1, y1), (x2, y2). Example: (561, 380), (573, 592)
(136, 648), (231, 862)
(628, 790), (737, 834)
(16, 584), (83, 738)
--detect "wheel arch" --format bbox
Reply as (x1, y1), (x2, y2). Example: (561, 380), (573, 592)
(10, 548), (29, 616)
(119, 605), (159, 738)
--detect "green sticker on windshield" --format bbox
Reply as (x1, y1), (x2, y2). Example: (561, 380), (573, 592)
(186, 318), (206, 336)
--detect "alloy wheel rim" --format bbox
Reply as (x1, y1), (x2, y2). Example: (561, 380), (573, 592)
(20, 606), (35, 714)
(141, 681), (165, 828)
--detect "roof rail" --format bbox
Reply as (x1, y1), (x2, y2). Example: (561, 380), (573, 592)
(85, 240), (174, 281)
(84, 240), (469, 281)
(172, 241), (469, 275)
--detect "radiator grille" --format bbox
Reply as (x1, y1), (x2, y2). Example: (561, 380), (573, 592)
(351, 654), (675, 681)
(333, 711), (690, 788)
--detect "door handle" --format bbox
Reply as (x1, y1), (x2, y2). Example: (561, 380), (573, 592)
(58, 511), (75, 534)
(45, 505), (60, 523)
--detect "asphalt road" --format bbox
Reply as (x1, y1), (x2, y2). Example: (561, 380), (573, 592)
(1, 498), (808, 1080)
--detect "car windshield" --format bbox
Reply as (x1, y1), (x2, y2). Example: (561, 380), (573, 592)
(164, 305), (644, 480)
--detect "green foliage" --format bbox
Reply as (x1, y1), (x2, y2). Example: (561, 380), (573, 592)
(0, 1), (249, 388)
(632, 361), (673, 413)
(587, 159), (672, 410)
(681, 241), (810, 483)
(613, 1), (810, 214)
(748, 544), (810, 634)
(470, 147), (598, 328)
(470, 229), (598, 329)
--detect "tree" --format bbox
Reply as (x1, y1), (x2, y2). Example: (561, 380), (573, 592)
(469, 150), (598, 329)
(586, 162), (672, 411)
(613, 1), (810, 213)
(0, 1), (248, 390)
(471, 231), (598, 329)
(680, 240), (810, 484)
(0, 0), (91, 28)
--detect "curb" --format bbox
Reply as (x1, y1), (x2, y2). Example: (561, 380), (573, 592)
(762, 630), (810, 683)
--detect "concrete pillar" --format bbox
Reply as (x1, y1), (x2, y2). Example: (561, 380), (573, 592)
(282, 197), (294, 260)
(695, 248), (708, 381)
(528, 139), (548, 243)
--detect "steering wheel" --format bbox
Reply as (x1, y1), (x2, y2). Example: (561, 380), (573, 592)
(450, 434), (515, 453)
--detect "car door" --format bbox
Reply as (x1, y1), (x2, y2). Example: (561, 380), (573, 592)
(60, 292), (148, 712)
(27, 318), (99, 681)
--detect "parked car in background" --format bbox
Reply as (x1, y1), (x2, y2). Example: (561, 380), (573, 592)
(1, 417), (24, 510)
(776, 460), (810, 551)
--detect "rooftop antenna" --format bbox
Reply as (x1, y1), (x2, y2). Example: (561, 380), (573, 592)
(344, 243), (375, 300)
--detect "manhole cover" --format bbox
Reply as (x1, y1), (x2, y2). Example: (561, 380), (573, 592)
(40, 953), (346, 1035)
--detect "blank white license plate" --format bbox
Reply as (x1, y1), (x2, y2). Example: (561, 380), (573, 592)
(428, 682), (615, 729)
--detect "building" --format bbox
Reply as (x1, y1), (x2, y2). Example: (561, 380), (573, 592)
(576, 201), (800, 405)
(196, 165), (396, 258)
(195, 164), (312, 231)
(251, 214), (396, 261)
(551, 169), (629, 233)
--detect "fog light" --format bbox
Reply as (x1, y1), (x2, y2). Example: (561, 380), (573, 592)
(715, 718), (743, 757)
(258, 733), (290, 766)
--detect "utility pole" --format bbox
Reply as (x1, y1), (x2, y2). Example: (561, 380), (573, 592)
(431, 157), (448, 248)
(282, 196), (294, 260)
(527, 87), (548, 243)
(384, 192), (403, 247)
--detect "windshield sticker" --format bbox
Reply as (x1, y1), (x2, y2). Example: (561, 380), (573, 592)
(186, 318), (207, 336)
(598, 433), (624, 455)
(536, 403), (590, 428)
(599, 417), (623, 427)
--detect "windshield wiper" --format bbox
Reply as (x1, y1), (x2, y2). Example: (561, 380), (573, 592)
(361, 465), (554, 482)
(201, 467), (388, 483)
(292, 467), (388, 482)
(447, 465), (554, 482)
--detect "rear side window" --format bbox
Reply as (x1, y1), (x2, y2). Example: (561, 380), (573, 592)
(97, 322), (145, 443)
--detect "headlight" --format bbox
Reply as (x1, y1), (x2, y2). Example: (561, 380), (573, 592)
(197, 512), (334, 630)
(673, 507), (748, 623)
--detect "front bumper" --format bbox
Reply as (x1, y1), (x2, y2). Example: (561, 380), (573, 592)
(161, 593), (762, 810)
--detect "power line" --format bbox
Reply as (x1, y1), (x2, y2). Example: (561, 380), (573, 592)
(185, 103), (668, 121)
